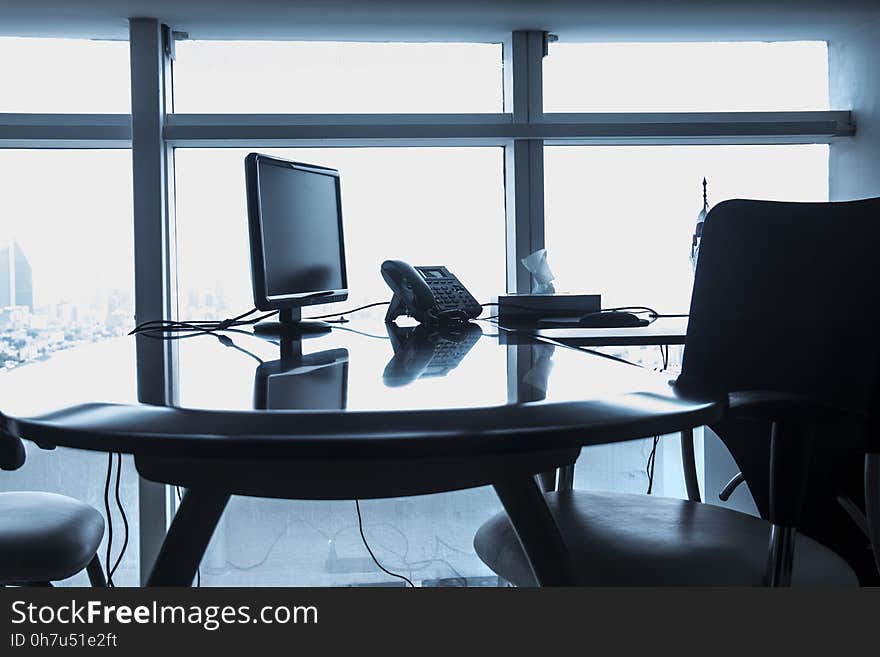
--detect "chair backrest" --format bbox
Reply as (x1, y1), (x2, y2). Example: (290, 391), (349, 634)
(680, 197), (880, 416)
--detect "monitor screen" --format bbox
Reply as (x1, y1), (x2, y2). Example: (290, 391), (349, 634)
(246, 153), (347, 310)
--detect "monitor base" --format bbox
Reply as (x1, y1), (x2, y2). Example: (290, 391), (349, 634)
(252, 307), (332, 338)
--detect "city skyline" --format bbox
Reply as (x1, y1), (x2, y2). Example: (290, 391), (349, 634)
(0, 239), (133, 370)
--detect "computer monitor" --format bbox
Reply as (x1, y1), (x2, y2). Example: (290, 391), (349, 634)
(245, 153), (348, 334)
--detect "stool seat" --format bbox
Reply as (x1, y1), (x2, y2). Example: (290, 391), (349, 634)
(475, 491), (858, 586)
(0, 491), (104, 584)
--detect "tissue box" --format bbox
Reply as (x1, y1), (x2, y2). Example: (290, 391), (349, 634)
(497, 294), (601, 323)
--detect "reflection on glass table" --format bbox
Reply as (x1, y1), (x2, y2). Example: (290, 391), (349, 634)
(383, 323), (482, 388)
(252, 334), (349, 411)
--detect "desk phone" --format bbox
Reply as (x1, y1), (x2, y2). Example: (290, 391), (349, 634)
(381, 260), (482, 325)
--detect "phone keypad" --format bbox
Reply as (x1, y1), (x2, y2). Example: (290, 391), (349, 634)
(425, 281), (478, 317)
(415, 266), (481, 320)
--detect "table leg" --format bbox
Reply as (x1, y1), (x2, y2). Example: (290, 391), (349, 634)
(493, 476), (575, 586)
(146, 488), (230, 587)
(557, 463), (575, 492)
(537, 470), (557, 492)
(680, 428), (702, 503)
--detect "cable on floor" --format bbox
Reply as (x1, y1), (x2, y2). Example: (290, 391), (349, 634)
(646, 436), (660, 495)
(108, 452), (129, 585)
(355, 500), (415, 587)
(103, 451), (114, 587)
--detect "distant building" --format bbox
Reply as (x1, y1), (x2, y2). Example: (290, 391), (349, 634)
(105, 289), (132, 334)
(0, 241), (33, 310)
(0, 305), (30, 331)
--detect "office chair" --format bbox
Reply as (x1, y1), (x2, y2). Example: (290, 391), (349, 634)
(475, 197), (880, 586)
(0, 431), (106, 586)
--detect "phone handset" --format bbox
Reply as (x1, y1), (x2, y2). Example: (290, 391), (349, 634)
(380, 260), (482, 325)
(381, 260), (435, 324)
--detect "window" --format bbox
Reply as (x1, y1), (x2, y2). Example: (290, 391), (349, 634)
(545, 145), (829, 313)
(0, 37), (130, 113)
(0, 25), (846, 586)
(172, 41), (503, 113)
(174, 147), (506, 321)
(543, 41), (829, 112)
(0, 150), (138, 585)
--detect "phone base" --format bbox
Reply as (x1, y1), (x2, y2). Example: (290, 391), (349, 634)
(384, 294), (408, 324)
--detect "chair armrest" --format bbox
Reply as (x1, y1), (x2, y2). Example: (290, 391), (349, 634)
(0, 428), (26, 471)
(728, 390), (867, 424)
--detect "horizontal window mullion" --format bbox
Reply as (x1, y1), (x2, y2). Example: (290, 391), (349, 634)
(0, 110), (852, 147)
(168, 113), (514, 126)
(164, 113), (515, 144)
(0, 113), (131, 147)
(165, 137), (515, 148)
(539, 110), (853, 140)
(164, 110), (851, 144)
(544, 135), (840, 146)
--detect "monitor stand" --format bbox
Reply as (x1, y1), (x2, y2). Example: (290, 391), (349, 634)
(252, 307), (332, 339)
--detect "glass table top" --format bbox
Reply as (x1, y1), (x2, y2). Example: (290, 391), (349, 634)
(0, 319), (685, 419)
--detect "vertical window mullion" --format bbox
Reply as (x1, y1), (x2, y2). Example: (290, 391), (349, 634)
(129, 17), (178, 585)
(504, 31), (546, 294)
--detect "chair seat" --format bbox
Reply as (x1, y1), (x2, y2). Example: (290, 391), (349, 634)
(474, 491), (858, 586)
(0, 491), (104, 584)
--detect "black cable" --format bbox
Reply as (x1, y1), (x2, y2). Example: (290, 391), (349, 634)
(646, 436), (660, 495)
(132, 317), (262, 336)
(138, 326), (259, 342)
(305, 301), (390, 320)
(223, 530), (286, 571)
(241, 311), (280, 325)
(103, 451), (114, 587)
(580, 306), (661, 323)
(130, 319), (227, 335)
(481, 302), (687, 325)
(109, 452), (129, 584)
(130, 301), (391, 337)
(355, 500), (415, 588)
(132, 309), (278, 335)
(215, 334), (265, 364)
(659, 344), (669, 371)
(329, 325), (391, 340)
(130, 307), (262, 335)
